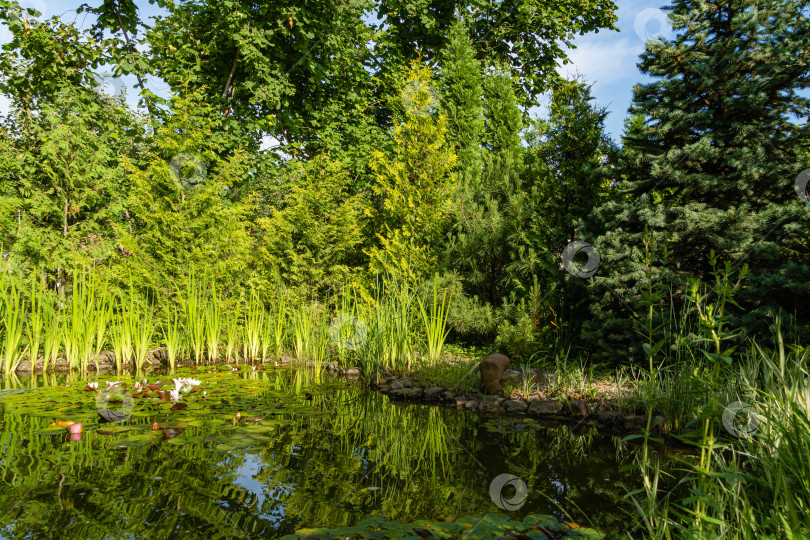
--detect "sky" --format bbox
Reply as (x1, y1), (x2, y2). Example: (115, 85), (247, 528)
(0, 0), (675, 142)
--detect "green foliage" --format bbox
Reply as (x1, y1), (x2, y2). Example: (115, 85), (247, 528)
(366, 62), (457, 279)
(256, 156), (367, 294)
(116, 89), (254, 299)
(581, 0), (810, 362)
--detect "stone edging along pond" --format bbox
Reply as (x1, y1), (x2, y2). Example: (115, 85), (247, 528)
(11, 350), (667, 436)
(325, 365), (670, 437)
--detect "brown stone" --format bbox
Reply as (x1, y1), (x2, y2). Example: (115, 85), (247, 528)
(624, 414), (667, 432)
(503, 399), (528, 413)
(596, 411), (624, 424)
(15, 360), (32, 373)
(344, 367), (362, 379)
(424, 387), (444, 400)
(478, 353), (510, 394)
(390, 379), (411, 391)
(528, 399), (561, 416)
(569, 399), (589, 417)
(478, 398), (503, 412)
(401, 387), (423, 399)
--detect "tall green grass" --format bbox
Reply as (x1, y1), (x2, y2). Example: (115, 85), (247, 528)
(418, 275), (451, 366)
(183, 275), (206, 365)
(1, 267), (26, 376)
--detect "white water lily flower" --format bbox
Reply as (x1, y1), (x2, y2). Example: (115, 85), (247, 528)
(169, 388), (181, 402)
(88, 382), (99, 389)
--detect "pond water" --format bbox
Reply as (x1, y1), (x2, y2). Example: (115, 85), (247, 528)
(0, 367), (689, 538)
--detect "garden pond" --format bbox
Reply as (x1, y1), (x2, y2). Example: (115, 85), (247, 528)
(0, 367), (690, 539)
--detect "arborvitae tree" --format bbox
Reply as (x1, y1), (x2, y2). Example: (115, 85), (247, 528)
(438, 18), (484, 187)
(365, 62), (457, 279)
(256, 156), (367, 295)
(581, 0), (810, 363)
(117, 90), (254, 298)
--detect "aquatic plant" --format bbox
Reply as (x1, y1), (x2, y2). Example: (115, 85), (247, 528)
(419, 275), (451, 366)
(162, 305), (183, 370)
(0, 266), (26, 376)
(205, 280), (222, 363)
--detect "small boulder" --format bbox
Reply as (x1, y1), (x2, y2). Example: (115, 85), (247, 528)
(15, 360), (32, 373)
(442, 390), (457, 402)
(500, 369), (523, 383)
(378, 385), (391, 394)
(344, 367), (362, 380)
(527, 391), (546, 402)
(464, 400), (479, 410)
(390, 379), (411, 391)
(502, 399), (528, 413)
(596, 411), (624, 424)
(424, 387), (445, 400)
(401, 387), (423, 399)
(624, 414), (667, 432)
(478, 353), (510, 394)
(478, 398), (504, 412)
(528, 399), (561, 416)
(568, 400), (590, 417)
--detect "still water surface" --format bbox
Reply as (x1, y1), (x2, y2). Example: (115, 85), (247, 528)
(0, 368), (687, 538)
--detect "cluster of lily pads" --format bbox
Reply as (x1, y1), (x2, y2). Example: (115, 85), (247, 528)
(0, 367), (331, 449)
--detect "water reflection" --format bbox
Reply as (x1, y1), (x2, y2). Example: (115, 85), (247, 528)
(0, 368), (687, 537)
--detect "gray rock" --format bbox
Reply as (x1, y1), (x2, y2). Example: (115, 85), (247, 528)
(527, 391), (546, 402)
(401, 387), (424, 399)
(568, 400), (589, 417)
(15, 360), (32, 373)
(528, 399), (561, 416)
(478, 398), (504, 412)
(625, 414), (666, 431)
(596, 411), (624, 424)
(390, 378), (412, 391)
(501, 369), (523, 383)
(424, 386), (444, 400)
(378, 385), (391, 394)
(464, 400), (479, 410)
(455, 397), (468, 408)
(344, 367), (362, 380)
(442, 390), (457, 402)
(502, 399), (528, 413)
